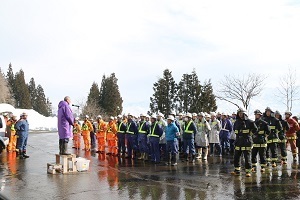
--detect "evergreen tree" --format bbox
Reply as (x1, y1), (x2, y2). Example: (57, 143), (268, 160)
(6, 63), (16, 104)
(28, 77), (37, 110)
(35, 84), (49, 116)
(200, 80), (217, 112)
(0, 67), (15, 104)
(46, 97), (53, 116)
(99, 73), (123, 116)
(149, 69), (177, 115)
(14, 70), (31, 109)
(87, 82), (100, 104)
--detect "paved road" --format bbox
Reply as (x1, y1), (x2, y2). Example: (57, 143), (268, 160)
(1, 132), (300, 200)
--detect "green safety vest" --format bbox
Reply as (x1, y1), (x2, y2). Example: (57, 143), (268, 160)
(118, 122), (125, 133)
(82, 123), (89, 131)
(185, 121), (194, 134)
(127, 123), (134, 134)
(11, 124), (15, 131)
(139, 121), (146, 134)
(149, 122), (159, 137)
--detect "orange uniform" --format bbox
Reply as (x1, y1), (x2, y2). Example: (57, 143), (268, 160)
(81, 120), (94, 151)
(96, 119), (107, 153)
(106, 120), (118, 155)
(7, 119), (18, 152)
(72, 122), (82, 149)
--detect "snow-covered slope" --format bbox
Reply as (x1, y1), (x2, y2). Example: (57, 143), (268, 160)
(0, 104), (57, 131)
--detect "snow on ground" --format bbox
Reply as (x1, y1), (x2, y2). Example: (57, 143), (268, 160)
(0, 104), (57, 131)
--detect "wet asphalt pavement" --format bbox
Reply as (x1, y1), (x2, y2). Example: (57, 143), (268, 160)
(1, 132), (300, 200)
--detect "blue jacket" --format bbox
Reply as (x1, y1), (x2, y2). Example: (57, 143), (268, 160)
(166, 122), (179, 141)
(220, 118), (233, 139)
(16, 119), (29, 135)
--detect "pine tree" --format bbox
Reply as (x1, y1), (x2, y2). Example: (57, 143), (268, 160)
(46, 97), (53, 116)
(149, 69), (177, 115)
(35, 84), (49, 116)
(28, 77), (37, 110)
(200, 80), (217, 112)
(14, 69), (32, 109)
(6, 63), (16, 104)
(87, 82), (100, 105)
(0, 67), (15, 104)
(99, 73), (123, 116)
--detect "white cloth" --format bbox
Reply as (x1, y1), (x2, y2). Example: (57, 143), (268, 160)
(209, 119), (221, 144)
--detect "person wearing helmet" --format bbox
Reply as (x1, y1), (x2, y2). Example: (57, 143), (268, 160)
(72, 117), (82, 149)
(116, 115), (127, 157)
(137, 114), (150, 160)
(195, 112), (211, 160)
(285, 111), (300, 162)
(165, 115), (179, 166)
(157, 113), (167, 161)
(262, 107), (282, 167)
(106, 117), (118, 156)
(209, 112), (222, 157)
(96, 115), (107, 154)
(177, 113), (185, 155)
(182, 113), (197, 163)
(81, 115), (94, 151)
(229, 112), (237, 155)
(149, 114), (163, 164)
(251, 110), (270, 173)
(275, 111), (289, 164)
(126, 114), (138, 159)
(7, 115), (18, 152)
(220, 113), (233, 156)
(292, 116), (300, 163)
(16, 112), (30, 159)
(231, 107), (257, 177)
(89, 118), (97, 151)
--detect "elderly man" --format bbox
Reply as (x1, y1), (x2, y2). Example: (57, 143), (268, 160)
(57, 96), (74, 155)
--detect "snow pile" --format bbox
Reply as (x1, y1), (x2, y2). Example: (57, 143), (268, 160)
(0, 104), (58, 131)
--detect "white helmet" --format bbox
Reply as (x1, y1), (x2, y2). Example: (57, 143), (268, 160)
(167, 115), (175, 121)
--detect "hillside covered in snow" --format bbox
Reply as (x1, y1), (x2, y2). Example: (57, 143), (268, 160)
(0, 104), (57, 131)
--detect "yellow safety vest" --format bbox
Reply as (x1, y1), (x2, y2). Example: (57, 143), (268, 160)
(11, 124), (15, 131)
(139, 121), (146, 134)
(127, 123), (134, 134)
(118, 122), (125, 133)
(185, 121), (193, 134)
(82, 123), (89, 131)
(149, 122), (159, 137)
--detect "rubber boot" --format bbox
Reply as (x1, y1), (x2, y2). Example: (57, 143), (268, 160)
(202, 148), (208, 160)
(59, 139), (63, 155)
(62, 141), (71, 155)
(171, 154), (177, 166)
(138, 152), (144, 160)
(23, 150), (30, 158)
(196, 148), (202, 159)
(190, 155), (195, 163)
(18, 151), (25, 159)
(144, 153), (149, 161)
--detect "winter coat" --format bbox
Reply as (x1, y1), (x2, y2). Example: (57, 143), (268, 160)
(262, 115), (282, 143)
(16, 119), (29, 135)
(166, 122), (179, 142)
(195, 119), (211, 147)
(158, 119), (167, 144)
(57, 100), (74, 139)
(253, 118), (270, 145)
(286, 117), (300, 137)
(209, 119), (221, 143)
(234, 117), (257, 149)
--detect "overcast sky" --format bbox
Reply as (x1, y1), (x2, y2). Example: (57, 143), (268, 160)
(1, 0), (300, 116)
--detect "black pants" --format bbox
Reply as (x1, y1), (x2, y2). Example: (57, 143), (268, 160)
(234, 149), (251, 171)
(266, 143), (277, 163)
(251, 147), (267, 167)
(90, 132), (96, 148)
(277, 142), (287, 161)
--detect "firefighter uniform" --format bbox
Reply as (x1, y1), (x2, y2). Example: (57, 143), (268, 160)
(106, 117), (118, 156)
(252, 110), (270, 172)
(262, 107), (282, 167)
(96, 116), (107, 153)
(275, 111), (289, 164)
(72, 118), (81, 149)
(285, 111), (300, 162)
(81, 116), (94, 151)
(232, 108), (258, 177)
(117, 115), (127, 156)
(138, 114), (150, 160)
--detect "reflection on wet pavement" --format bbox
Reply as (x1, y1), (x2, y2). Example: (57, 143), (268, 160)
(0, 132), (300, 200)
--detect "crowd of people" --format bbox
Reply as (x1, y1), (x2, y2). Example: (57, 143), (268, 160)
(3, 112), (30, 159)
(58, 97), (300, 177)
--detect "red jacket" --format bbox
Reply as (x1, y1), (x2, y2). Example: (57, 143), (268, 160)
(286, 118), (300, 136)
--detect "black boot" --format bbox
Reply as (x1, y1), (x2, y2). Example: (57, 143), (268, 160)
(23, 151), (30, 158)
(171, 154), (177, 166)
(61, 141), (71, 155)
(59, 139), (63, 155)
(18, 151), (25, 159)
(190, 154), (195, 163)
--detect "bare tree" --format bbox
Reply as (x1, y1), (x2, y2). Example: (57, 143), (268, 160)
(217, 73), (266, 110)
(276, 67), (299, 111)
(78, 99), (107, 120)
